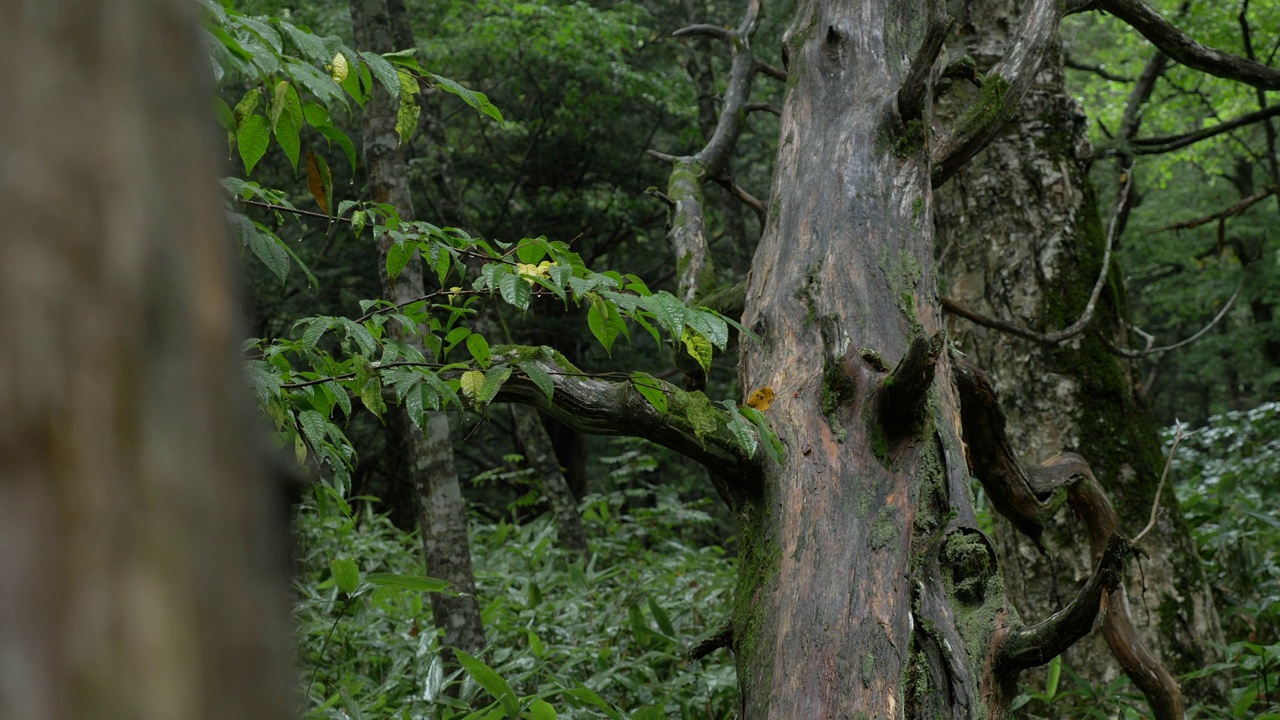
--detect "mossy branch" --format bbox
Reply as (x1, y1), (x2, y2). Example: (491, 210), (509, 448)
(877, 331), (943, 440)
(491, 347), (762, 494)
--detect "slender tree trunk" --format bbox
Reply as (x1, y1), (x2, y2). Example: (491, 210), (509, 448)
(510, 406), (589, 555)
(933, 0), (1224, 703)
(0, 1), (293, 717)
(350, 0), (485, 658)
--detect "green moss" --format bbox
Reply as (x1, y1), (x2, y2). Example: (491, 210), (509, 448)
(491, 344), (582, 374)
(871, 507), (899, 549)
(793, 263), (821, 327)
(861, 651), (875, 688)
(667, 389), (721, 442)
(952, 75), (1012, 140)
(821, 358), (855, 430)
(912, 197), (925, 226)
(893, 118), (926, 159)
(943, 531), (994, 603)
(732, 499), (781, 693)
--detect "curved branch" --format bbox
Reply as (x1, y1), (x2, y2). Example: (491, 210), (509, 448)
(996, 533), (1131, 670)
(1129, 105), (1280, 154)
(1091, 0), (1280, 90)
(492, 347), (762, 493)
(713, 175), (767, 226)
(897, 8), (954, 123)
(673, 24), (731, 42)
(955, 362), (1184, 720)
(931, 0), (1060, 187)
(1106, 285), (1239, 358)
(940, 173), (1131, 344)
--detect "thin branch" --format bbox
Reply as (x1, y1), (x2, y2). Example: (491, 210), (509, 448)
(1133, 423), (1182, 545)
(931, 0), (1060, 187)
(1064, 55), (1134, 83)
(240, 197), (340, 223)
(713, 175), (767, 226)
(1106, 285), (1239, 358)
(673, 23), (731, 42)
(1090, 0), (1280, 90)
(1129, 105), (1280, 154)
(744, 102), (781, 115)
(688, 619), (734, 662)
(755, 61), (786, 81)
(1149, 184), (1279, 233)
(940, 172), (1131, 344)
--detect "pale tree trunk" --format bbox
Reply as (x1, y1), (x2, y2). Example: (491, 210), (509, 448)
(0, 1), (293, 718)
(933, 0), (1224, 702)
(350, 0), (485, 658)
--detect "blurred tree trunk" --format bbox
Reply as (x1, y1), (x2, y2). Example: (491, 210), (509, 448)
(0, 1), (293, 718)
(934, 0), (1225, 701)
(350, 0), (485, 658)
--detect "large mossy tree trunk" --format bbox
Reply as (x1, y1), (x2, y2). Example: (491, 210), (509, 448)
(733, 2), (1017, 716)
(0, 0), (293, 717)
(932, 0), (1224, 701)
(350, 0), (485, 658)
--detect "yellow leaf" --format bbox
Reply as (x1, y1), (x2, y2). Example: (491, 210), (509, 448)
(330, 52), (349, 83)
(745, 386), (775, 411)
(516, 261), (555, 284)
(305, 150), (330, 215)
(460, 370), (486, 402)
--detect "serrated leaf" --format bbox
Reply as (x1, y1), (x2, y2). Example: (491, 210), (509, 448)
(287, 58), (348, 109)
(302, 317), (332, 349)
(406, 380), (425, 429)
(339, 318), (376, 355)
(720, 400), (757, 459)
(237, 114), (270, 175)
(330, 557), (359, 595)
(517, 361), (554, 406)
(360, 50), (401, 99)
(395, 69), (420, 145)
(477, 366), (511, 405)
(358, 376), (385, 418)
(498, 271), (532, 311)
(681, 326), (713, 374)
(298, 409), (327, 451)
(455, 650), (519, 718)
(429, 73), (504, 123)
(466, 333), (491, 368)
(460, 370), (486, 402)
(327, 380), (351, 416)
(233, 87), (259, 127)
(631, 372), (667, 413)
(246, 223), (289, 282)
(278, 20), (329, 64)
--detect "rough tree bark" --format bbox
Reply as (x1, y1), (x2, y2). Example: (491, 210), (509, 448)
(349, 0), (485, 658)
(0, 1), (293, 718)
(933, 0), (1224, 703)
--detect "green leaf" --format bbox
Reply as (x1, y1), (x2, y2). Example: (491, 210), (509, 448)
(741, 406), (784, 464)
(395, 69), (420, 145)
(631, 372), (667, 414)
(720, 400), (758, 459)
(477, 365), (511, 405)
(270, 80), (303, 171)
(287, 58), (348, 109)
(429, 72), (504, 123)
(360, 50), (401, 99)
(301, 317), (332, 349)
(647, 596), (676, 636)
(358, 375), (386, 419)
(236, 114), (270, 176)
(1046, 655), (1061, 699)
(529, 698), (557, 720)
(278, 20), (330, 64)
(631, 707), (668, 720)
(330, 557), (359, 595)
(455, 650), (520, 718)
(563, 686), (621, 720)
(466, 333), (491, 369)
(587, 296), (624, 354)
(406, 379), (425, 429)
(516, 239), (547, 264)
(526, 629), (545, 659)
(316, 123), (358, 175)
(681, 326), (713, 374)
(386, 240), (414, 281)
(498, 271), (532, 311)
(339, 318), (376, 356)
(245, 223), (289, 282)
(460, 370), (486, 403)
(517, 361), (554, 406)
(297, 409), (327, 451)
(233, 87), (260, 127)
(365, 572), (454, 594)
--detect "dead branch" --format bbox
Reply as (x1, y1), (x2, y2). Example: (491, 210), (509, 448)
(1133, 423), (1182, 544)
(1129, 105), (1280, 154)
(713, 175), (767, 226)
(897, 4), (954, 123)
(688, 619), (734, 661)
(1106, 285), (1239, 358)
(1064, 55), (1134, 83)
(1149, 185), (1278, 233)
(878, 331), (943, 439)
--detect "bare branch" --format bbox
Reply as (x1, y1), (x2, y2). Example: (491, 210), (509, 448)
(1133, 423), (1182, 544)
(688, 619), (734, 662)
(755, 61), (786, 81)
(940, 172), (1131, 344)
(673, 24), (731, 42)
(1106, 285), (1239, 358)
(1090, 0), (1280, 90)
(1149, 184), (1278, 232)
(744, 102), (781, 115)
(1129, 105), (1280, 154)
(712, 175), (767, 226)
(931, 0), (1060, 187)
(1064, 55), (1134, 83)
(878, 331), (943, 439)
